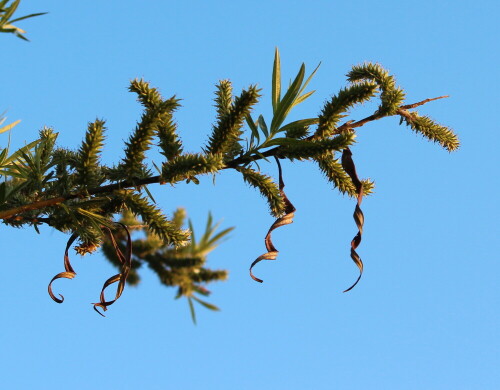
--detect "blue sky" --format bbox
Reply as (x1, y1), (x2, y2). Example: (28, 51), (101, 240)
(1, 1), (498, 389)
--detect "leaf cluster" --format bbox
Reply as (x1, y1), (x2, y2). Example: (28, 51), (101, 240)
(0, 0), (45, 41)
(102, 210), (232, 324)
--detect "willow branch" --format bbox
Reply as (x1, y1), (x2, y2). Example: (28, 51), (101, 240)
(0, 96), (447, 221)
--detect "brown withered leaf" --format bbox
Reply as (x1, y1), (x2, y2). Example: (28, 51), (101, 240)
(250, 157), (296, 283)
(48, 232), (79, 303)
(93, 223), (132, 316)
(341, 147), (364, 292)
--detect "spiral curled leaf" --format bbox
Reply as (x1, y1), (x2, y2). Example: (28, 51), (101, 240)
(249, 158), (296, 283)
(93, 224), (132, 316)
(341, 147), (365, 292)
(48, 232), (79, 303)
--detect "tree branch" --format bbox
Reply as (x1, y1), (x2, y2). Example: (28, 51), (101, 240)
(0, 96), (447, 221)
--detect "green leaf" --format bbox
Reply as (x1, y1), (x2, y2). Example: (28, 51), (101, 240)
(0, 119), (20, 134)
(142, 185), (156, 204)
(246, 114), (260, 144)
(192, 296), (220, 311)
(293, 90), (315, 107)
(297, 61), (320, 98)
(200, 212), (214, 246)
(258, 115), (269, 138)
(279, 118), (319, 134)
(188, 219), (196, 248)
(270, 63), (305, 134)
(4, 139), (41, 164)
(263, 137), (308, 148)
(206, 226), (235, 247)
(8, 12), (47, 24)
(0, 0), (20, 24)
(272, 47), (281, 113)
(187, 297), (197, 325)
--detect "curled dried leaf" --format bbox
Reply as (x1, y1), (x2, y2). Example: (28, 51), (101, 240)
(250, 157), (296, 283)
(341, 147), (364, 292)
(93, 223), (132, 316)
(48, 232), (79, 303)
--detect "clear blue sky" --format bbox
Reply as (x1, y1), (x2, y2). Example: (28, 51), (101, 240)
(1, 1), (498, 389)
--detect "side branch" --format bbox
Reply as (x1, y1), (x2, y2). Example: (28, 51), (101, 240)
(335, 95), (449, 133)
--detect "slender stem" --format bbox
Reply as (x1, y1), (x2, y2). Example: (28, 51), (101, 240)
(0, 96), (447, 221)
(400, 95), (449, 110)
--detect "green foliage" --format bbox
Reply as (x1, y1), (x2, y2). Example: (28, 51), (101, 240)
(314, 153), (375, 197)
(129, 78), (183, 160)
(0, 0), (46, 41)
(0, 113), (20, 134)
(347, 62), (406, 116)
(122, 192), (189, 247)
(400, 110), (459, 151)
(161, 153), (225, 183)
(214, 79), (233, 118)
(206, 85), (260, 157)
(0, 48), (459, 318)
(315, 82), (378, 139)
(236, 167), (285, 217)
(75, 120), (105, 189)
(274, 132), (356, 160)
(102, 210), (232, 324)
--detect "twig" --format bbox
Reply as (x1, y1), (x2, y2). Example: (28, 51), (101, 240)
(400, 95), (449, 110)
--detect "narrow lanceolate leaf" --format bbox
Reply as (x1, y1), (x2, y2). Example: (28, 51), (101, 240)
(161, 153), (224, 183)
(270, 63), (305, 134)
(246, 114), (260, 144)
(206, 86), (260, 155)
(188, 297), (197, 324)
(236, 166), (285, 218)
(75, 119), (105, 188)
(296, 61), (321, 102)
(341, 148), (364, 292)
(192, 295), (220, 311)
(249, 157), (295, 283)
(279, 118), (319, 135)
(272, 47), (281, 113)
(0, 119), (20, 134)
(346, 62), (405, 116)
(399, 110), (459, 151)
(123, 192), (190, 247)
(315, 82), (378, 139)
